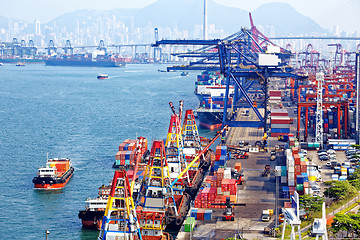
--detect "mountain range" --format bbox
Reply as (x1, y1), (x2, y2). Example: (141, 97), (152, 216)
(1, 0), (328, 37)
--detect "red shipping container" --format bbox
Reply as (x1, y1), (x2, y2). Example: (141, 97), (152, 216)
(301, 165), (307, 173)
(208, 188), (217, 201)
(271, 132), (285, 137)
(230, 189), (237, 195)
(294, 157), (301, 166)
(292, 147), (299, 154)
(284, 202), (291, 208)
(197, 209), (205, 220)
(295, 165), (301, 174)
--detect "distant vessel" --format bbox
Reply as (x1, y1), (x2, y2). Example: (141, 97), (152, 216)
(181, 71), (188, 76)
(97, 73), (108, 79)
(32, 157), (74, 189)
(195, 71), (234, 130)
(16, 62), (25, 66)
(44, 51), (126, 68)
(0, 62), (4, 66)
(0, 56), (43, 64)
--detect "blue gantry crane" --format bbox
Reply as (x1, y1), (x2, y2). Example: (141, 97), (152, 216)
(154, 15), (305, 137)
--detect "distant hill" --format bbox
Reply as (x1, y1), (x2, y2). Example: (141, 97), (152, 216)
(252, 3), (327, 36)
(3, 1), (327, 39)
(132, 0), (249, 33)
(45, 0), (325, 37)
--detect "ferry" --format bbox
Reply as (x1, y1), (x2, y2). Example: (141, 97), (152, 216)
(32, 158), (74, 189)
(97, 73), (108, 79)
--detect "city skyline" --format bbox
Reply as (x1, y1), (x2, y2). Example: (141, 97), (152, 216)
(0, 0), (358, 33)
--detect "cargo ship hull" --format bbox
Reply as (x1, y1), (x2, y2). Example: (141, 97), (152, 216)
(44, 59), (125, 67)
(78, 210), (105, 229)
(197, 111), (223, 130)
(33, 167), (74, 189)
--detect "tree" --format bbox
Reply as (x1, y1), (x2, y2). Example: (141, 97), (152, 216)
(348, 168), (360, 181)
(331, 213), (360, 238)
(324, 180), (357, 201)
(299, 195), (324, 212)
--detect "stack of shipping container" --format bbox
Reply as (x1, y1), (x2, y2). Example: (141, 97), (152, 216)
(270, 109), (291, 137)
(114, 138), (148, 168)
(269, 90), (282, 104)
(211, 145), (230, 172)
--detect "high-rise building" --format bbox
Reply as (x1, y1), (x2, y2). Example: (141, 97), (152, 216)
(35, 20), (41, 35)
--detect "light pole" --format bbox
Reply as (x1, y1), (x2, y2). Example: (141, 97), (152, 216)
(45, 230), (50, 240)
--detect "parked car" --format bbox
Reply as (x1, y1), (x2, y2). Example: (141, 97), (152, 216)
(319, 155), (329, 161)
(346, 149), (357, 156)
(349, 158), (360, 163)
(318, 152), (328, 157)
(327, 149), (336, 154)
(301, 149), (308, 156)
(317, 149), (327, 154)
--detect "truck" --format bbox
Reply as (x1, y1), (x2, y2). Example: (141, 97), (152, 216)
(262, 209), (274, 222)
(278, 135), (289, 142)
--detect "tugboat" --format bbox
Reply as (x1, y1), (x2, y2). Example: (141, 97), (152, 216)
(180, 71), (188, 76)
(32, 157), (74, 189)
(16, 62), (25, 66)
(97, 73), (108, 79)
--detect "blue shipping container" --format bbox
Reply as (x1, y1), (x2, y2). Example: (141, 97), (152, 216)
(204, 210), (213, 220)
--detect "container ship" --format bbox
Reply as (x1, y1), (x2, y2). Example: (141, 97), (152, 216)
(195, 71), (234, 130)
(44, 51), (126, 67)
(96, 101), (224, 240)
(33, 157), (74, 189)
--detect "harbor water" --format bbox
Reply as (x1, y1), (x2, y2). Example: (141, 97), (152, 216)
(0, 64), (212, 239)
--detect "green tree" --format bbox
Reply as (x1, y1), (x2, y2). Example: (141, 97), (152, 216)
(331, 213), (360, 237)
(348, 168), (360, 181)
(324, 181), (357, 201)
(299, 195), (324, 212)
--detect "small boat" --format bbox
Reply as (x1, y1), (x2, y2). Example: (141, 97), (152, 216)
(181, 71), (188, 76)
(97, 73), (108, 79)
(32, 157), (74, 189)
(0, 63), (4, 66)
(16, 62), (25, 66)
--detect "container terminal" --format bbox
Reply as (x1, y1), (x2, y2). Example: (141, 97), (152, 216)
(74, 12), (360, 240)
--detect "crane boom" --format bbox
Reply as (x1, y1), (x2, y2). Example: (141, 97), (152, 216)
(170, 126), (228, 188)
(130, 137), (145, 193)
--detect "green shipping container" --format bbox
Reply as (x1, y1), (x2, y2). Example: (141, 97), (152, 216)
(313, 142), (320, 148)
(296, 184), (304, 191)
(184, 217), (195, 232)
(308, 143), (314, 148)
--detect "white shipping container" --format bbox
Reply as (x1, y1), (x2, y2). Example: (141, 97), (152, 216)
(304, 187), (309, 195)
(288, 180), (295, 186)
(288, 161), (295, 168)
(281, 176), (287, 183)
(288, 173), (295, 179)
(288, 166), (295, 173)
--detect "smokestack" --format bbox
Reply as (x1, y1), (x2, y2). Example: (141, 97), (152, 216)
(204, 0), (207, 40)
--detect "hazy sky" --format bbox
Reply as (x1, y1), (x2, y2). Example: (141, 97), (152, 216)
(1, 0), (358, 33)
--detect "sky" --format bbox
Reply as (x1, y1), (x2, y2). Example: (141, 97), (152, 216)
(0, 0), (358, 33)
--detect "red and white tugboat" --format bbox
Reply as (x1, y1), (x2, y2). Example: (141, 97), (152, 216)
(32, 157), (74, 189)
